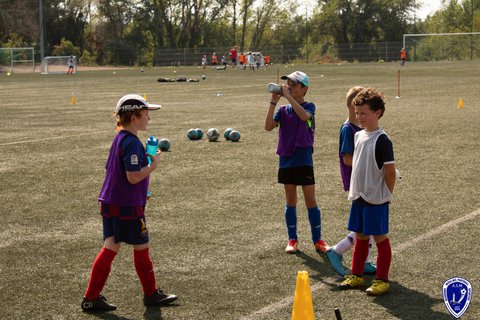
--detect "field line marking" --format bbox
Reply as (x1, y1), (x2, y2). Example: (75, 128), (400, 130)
(238, 207), (480, 320)
(0, 131), (110, 147)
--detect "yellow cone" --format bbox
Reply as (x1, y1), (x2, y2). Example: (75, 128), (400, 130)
(71, 92), (77, 105)
(291, 271), (315, 320)
(144, 93), (148, 101)
(458, 98), (463, 109)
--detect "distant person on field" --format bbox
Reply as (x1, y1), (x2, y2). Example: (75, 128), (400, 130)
(255, 54), (261, 70)
(81, 94), (177, 312)
(230, 46), (238, 68)
(239, 52), (246, 69)
(201, 54), (207, 69)
(247, 52), (255, 71)
(325, 86), (377, 276)
(400, 48), (406, 66)
(264, 53), (271, 67)
(264, 71), (328, 254)
(339, 88), (396, 296)
(67, 56), (75, 75)
(211, 52), (218, 66)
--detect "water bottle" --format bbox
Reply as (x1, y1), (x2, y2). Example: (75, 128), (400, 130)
(267, 82), (282, 94)
(145, 135), (159, 164)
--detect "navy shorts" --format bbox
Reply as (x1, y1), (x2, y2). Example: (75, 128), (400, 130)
(101, 203), (149, 245)
(348, 199), (389, 235)
(278, 166), (315, 185)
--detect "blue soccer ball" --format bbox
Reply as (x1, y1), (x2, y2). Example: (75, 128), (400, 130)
(195, 128), (204, 140)
(159, 138), (171, 151)
(224, 128), (234, 140)
(229, 130), (241, 142)
(187, 129), (198, 140)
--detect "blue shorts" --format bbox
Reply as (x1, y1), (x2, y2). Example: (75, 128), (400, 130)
(347, 199), (389, 235)
(101, 203), (149, 245)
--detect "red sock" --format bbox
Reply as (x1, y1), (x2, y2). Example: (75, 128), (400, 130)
(351, 238), (369, 276)
(376, 238), (392, 281)
(134, 248), (157, 297)
(85, 247), (117, 300)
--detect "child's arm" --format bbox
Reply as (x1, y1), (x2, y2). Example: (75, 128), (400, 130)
(264, 93), (280, 131)
(281, 86), (311, 121)
(126, 153), (159, 184)
(343, 153), (353, 166)
(384, 163), (396, 193)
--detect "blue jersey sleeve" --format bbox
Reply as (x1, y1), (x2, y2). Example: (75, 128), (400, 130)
(375, 134), (394, 169)
(339, 125), (355, 156)
(273, 108), (281, 123)
(121, 135), (147, 172)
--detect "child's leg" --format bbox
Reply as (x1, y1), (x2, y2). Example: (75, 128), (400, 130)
(366, 236), (375, 263)
(333, 231), (355, 255)
(374, 236), (391, 281)
(301, 185), (322, 243)
(284, 185), (298, 240)
(351, 235), (369, 276)
(84, 245), (118, 300)
(133, 245), (157, 297)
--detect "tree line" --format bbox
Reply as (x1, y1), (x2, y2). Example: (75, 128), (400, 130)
(0, 0), (479, 65)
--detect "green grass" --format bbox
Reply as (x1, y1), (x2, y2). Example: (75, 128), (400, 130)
(0, 61), (479, 319)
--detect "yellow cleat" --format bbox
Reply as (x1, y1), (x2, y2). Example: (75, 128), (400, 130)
(366, 279), (390, 295)
(339, 275), (365, 289)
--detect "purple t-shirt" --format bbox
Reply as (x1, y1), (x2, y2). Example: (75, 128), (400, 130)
(98, 130), (149, 207)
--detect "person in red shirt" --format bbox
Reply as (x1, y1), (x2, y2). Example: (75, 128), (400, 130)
(264, 53), (271, 67)
(230, 46), (238, 68)
(400, 48), (406, 66)
(211, 52), (218, 65)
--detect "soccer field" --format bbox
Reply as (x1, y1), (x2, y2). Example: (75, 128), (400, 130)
(0, 61), (479, 319)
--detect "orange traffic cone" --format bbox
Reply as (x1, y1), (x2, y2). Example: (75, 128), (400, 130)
(71, 92), (77, 105)
(291, 271), (315, 320)
(458, 98), (463, 109)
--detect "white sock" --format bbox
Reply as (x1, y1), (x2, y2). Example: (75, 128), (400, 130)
(333, 231), (356, 255)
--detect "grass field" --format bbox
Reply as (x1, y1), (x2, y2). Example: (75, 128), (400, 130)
(1, 61), (479, 319)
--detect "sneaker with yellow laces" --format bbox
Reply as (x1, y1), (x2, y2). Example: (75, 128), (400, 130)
(285, 239), (298, 253)
(366, 279), (390, 295)
(339, 275), (365, 289)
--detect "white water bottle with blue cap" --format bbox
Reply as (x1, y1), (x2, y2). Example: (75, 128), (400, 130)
(146, 135), (159, 164)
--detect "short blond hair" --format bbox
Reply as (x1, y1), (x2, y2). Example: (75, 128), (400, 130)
(346, 86), (365, 108)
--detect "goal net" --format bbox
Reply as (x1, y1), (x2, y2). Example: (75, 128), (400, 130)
(403, 32), (480, 62)
(0, 47), (35, 73)
(40, 56), (77, 74)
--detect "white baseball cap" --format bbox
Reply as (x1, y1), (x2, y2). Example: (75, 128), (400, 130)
(115, 94), (161, 113)
(281, 71), (310, 87)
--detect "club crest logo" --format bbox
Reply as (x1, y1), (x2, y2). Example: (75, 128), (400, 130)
(443, 277), (472, 318)
(130, 154), (139, 165)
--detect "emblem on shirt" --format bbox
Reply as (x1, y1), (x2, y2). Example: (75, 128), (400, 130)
(130, 154), (139, 165)
(443, 277), (472, 318)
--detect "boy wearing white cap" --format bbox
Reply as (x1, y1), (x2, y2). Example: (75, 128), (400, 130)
(264, 71), (328, 254)
(81, 94), (177, 312)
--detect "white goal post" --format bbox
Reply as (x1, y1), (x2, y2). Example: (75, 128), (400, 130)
(403, 32), (480, 61)
(0, 47), (35, 73)
(40, 56), (77, 74)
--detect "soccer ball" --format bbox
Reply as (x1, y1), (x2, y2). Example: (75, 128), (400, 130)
(224, 128), (234, 140)
(187, 129), (198, 140)
(195, 128), (204, 140)
(159, 138), (171, 151)
(202, 75), (206, 80)
(207, 128), (220, 142)
(229, 130), (241, 142)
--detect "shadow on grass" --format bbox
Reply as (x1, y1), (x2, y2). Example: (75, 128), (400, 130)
(295, 252), (450, 319)
(85, 312), (136, 320)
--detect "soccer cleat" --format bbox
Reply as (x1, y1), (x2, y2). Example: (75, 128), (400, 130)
(314, 239), (329, 253)
(366, 279), (390, 295)
(326, 249), (347, 276)
(81, 296), (117, 312)
(364, 262), (377, 275)
(339, 275), (365, 289)
(285, 239), (298, 253)
(144, 289), (178, 306)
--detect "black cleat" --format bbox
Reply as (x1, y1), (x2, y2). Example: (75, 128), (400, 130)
(144, 289), (178, 306)
(81, 295), (117, 312)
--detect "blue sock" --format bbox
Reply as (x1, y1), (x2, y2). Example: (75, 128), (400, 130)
(308, 206), (321, 243)
(285, 205), (297, 240)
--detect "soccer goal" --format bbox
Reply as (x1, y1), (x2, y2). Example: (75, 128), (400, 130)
(403, 32), (480, 62)
(0, 47), (35, 73)
(40, 56), (77, 74)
